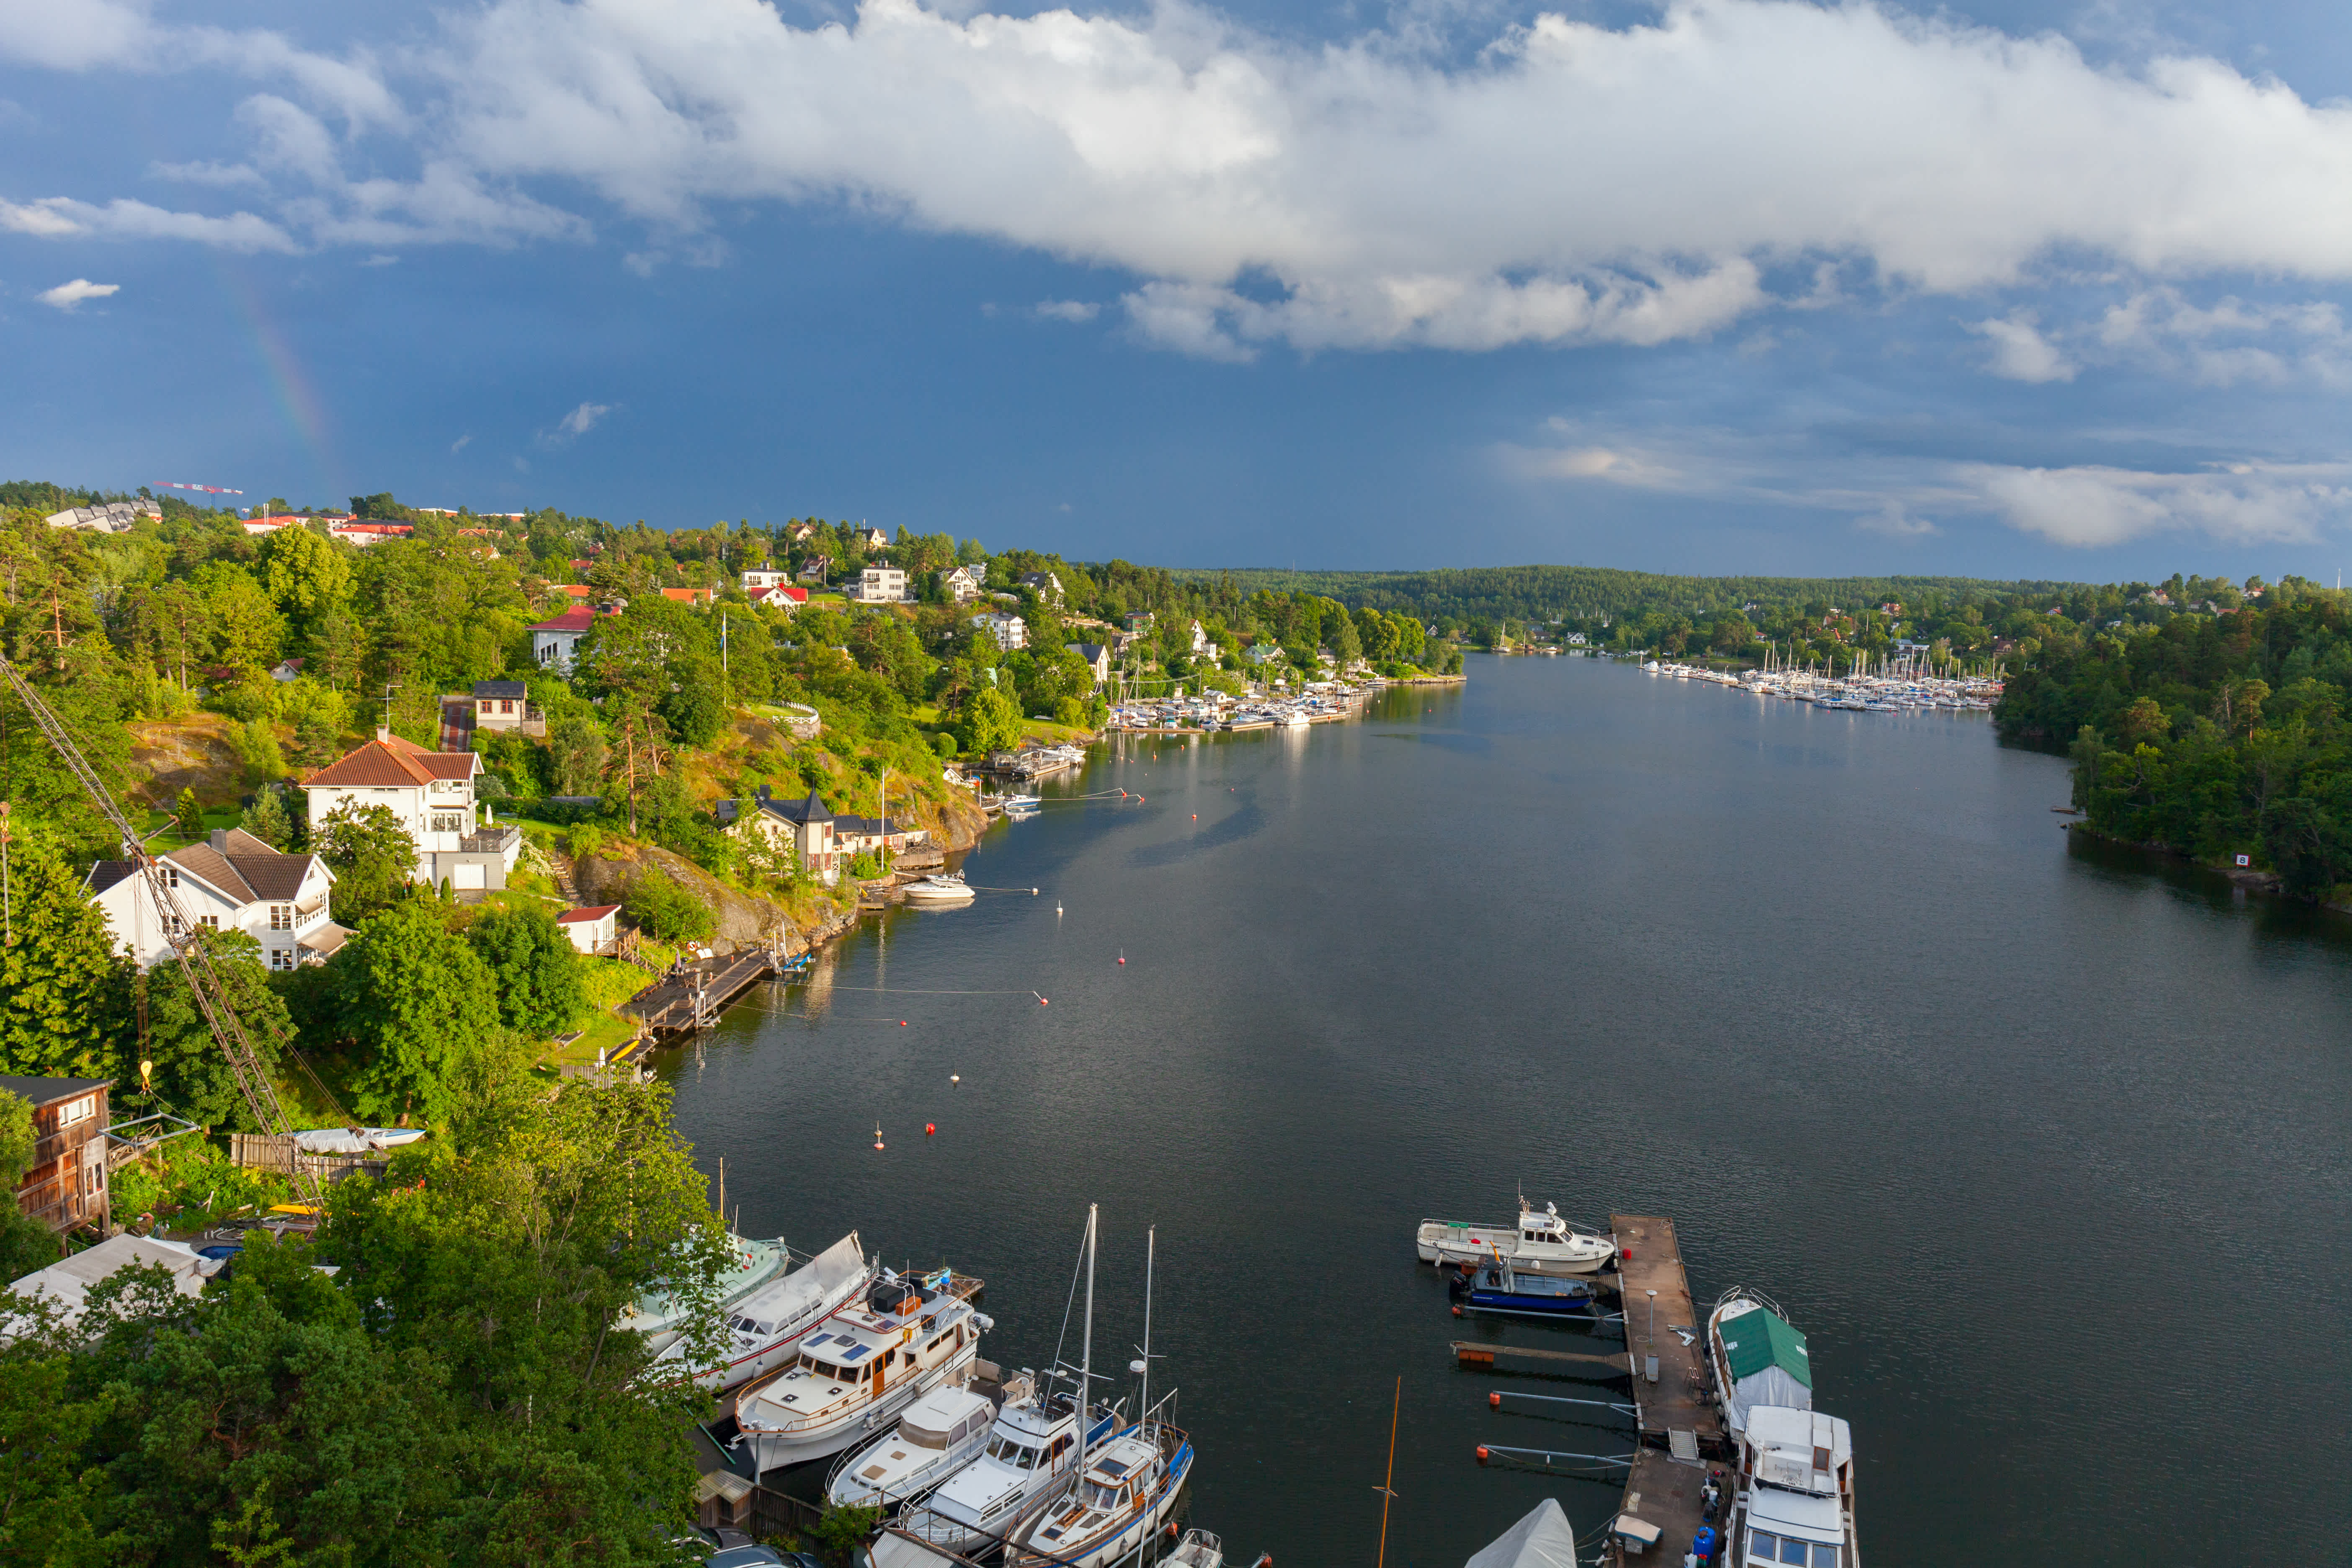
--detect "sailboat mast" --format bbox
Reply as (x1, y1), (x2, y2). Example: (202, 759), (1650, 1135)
(1082, 1203), (1098, 1429)
(1140, 1225), (1155, 1416)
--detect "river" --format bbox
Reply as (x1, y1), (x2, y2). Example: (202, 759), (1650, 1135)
(660, 653), (2352, 1565)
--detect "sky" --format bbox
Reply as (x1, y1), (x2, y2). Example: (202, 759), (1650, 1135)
(5, 0), (2352, 582)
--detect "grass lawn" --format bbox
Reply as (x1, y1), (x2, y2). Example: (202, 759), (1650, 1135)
(1016, 719), (1096, 745)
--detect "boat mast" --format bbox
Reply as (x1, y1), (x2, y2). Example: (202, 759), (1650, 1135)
(1139, 1225), (1155, 1417)
(1082, 1202), (1098, 1432)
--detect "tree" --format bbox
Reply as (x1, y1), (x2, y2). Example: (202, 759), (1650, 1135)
(332, 901), (501, 1125)
(467, 905), (585, 1039)
(141, 927), (289, 1130)
(257, 522), (353, 628)
(0, 842), (128, 1081)
(313, 801), (418, 921)
(624, 868), (714, 944)
(173, 785), (206, 840)
(954, 686), (1021, 757)
(545, 709), (608, 797)
(240, 787), (294, 850)
(0, 1088), (55, 1279)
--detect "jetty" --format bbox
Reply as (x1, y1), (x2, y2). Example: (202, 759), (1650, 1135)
(1456, 1214), (1725, 1566)
(624, 948), (788, 1036)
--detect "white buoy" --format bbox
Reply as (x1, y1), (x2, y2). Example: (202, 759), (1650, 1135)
(951, 1073), (961, 1085)
(1056, 903), (1063, 915)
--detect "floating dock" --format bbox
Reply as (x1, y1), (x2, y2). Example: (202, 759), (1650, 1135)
(626, 949), (782, 1035)
(1607, 1214), (1722, 1566)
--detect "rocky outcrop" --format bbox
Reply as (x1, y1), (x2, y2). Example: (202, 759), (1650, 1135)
(569, 842), (798, 955)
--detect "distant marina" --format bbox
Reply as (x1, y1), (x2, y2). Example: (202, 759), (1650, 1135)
(1642, 653), (2001, 713)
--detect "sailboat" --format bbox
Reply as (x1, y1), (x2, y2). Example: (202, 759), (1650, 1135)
(1006, 1223), (1195, 1568)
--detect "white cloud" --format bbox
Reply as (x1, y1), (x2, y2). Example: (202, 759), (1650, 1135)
(1961, 461), (2349, 547)
(37, 278), (119, 310)
(1854, 502), (1938, 538)
(555, 401), (613, 438)
(17, 0), (2352, 357)
(362, 253), (400, 266)
(149, 159), (266, 189)
(450, 433), (473, 453)
(1034, 299), (1100, 323)
(1968, 313), (2075, 383)
(1, 194), (293, 250)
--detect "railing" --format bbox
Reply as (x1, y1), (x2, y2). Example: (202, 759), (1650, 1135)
(460, 825), (522, 854)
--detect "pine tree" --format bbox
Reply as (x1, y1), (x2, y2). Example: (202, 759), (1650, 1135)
(240, 787), (293, 851)
(173, 786), (205, 840)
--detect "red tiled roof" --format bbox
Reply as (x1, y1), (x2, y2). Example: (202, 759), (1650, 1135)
(303, 737), (476, 788)
(555, 905), (622, 923)
(660, 587), (712, 604)
(531, 607), (599, 632)
(332, 521), (413, 536)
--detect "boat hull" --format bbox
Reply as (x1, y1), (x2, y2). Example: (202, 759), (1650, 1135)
(1417, 1220), (1614, 1275)
(1007, 1435), (1193, 1568)
(741, 1343), (980, 1473)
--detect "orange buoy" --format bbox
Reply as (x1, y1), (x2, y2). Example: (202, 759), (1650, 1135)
(1488, 1391), (1501, 1407)
(1475, 1446), (1491, 1465)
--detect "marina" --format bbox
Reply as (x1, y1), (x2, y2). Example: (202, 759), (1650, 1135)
(1640, 655), (2001, 713)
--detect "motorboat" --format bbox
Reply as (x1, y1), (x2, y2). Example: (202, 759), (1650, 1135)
(1166, 1530), (1225, 1568)
(733, 1268), (988, 1470)
(619, 1231), (795, 1358)
(646, 1231), (872, 1390)
(1446, 1256), (1605, 1317)
(825, 1362), (1034, 1511)
(902, 874), (977, 906)
(290, 1127), (428, 1155)
(1006, 1418), (1194, 1568)
(1416, 1200), (1617, 1275)
(1707, 1288), (1813, 1439)
(885, 1387), (1117, 1555)
(1728, 1404), (1859, 1568)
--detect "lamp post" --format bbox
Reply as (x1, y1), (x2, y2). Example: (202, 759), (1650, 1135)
(1646, 1289), (1658, 1349)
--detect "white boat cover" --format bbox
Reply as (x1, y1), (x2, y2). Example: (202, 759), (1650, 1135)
(291, 1127), (428, 1154)
(1463, 1498), (1579, 1568)
(867, 1530), (984, 1568)
(6, 1235), (207, 1331)
(736, 1230), (866, 1335)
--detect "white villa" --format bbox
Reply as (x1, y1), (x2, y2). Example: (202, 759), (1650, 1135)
(302, 732), (522, 890)
(732, 786), (841, 885)
(973, 611), (1027, 650)
(85, 829), (345, 972)
(853, 566), (911, 603)
(742, 569), (791, 593)
(940, 565), (984, 603)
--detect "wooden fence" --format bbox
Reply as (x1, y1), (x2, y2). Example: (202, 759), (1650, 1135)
(227, 1134), (390, 1184)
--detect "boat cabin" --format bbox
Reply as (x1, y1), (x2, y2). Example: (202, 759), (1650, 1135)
(1026, 1434), (1160, 1553)
(1736, 1405), (1854, 1568)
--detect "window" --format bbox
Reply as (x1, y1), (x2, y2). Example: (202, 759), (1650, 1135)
(165, 868), (179, 888)
(270, 904), (292, 930)
(271, 949), (293, 972)
(199, 914), (219, 930)
(57, 1096), (95, 1127)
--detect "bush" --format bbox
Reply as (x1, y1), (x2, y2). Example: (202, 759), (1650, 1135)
(624, 869), (714, 943)
(230, 718), (285, 784)
(847, 851), (882, 880)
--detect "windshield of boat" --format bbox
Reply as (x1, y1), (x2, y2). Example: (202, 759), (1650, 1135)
(801, 1356), (852, 1382)
(1083, 1482), (1128, 1511)
(986, 1436), (1040, 1468)
(1748, 1533), (1839, 1567)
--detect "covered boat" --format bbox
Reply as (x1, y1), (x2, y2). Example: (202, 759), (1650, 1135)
(1463, 1498), (1579, 1568)
(646, 1231), (870, 1389)
(1730, 1405), (1858, 1568)
(291, 1127), (428, 1154)
(619, 1232), (794, 1358)
(1707, 1289), (1813, 1439)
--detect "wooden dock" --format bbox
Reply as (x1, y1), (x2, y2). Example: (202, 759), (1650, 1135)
(625, 949), (780, 1035)
(1605, 1214), (1724, 1567)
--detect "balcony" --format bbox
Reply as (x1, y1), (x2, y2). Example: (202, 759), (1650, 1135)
(461, 824), (522, 856)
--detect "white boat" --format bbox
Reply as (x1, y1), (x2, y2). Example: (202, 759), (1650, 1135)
(1000, 794), (1041, 810)
(1415, 1200), (1617, 1275)
(619, 1232), (795, 1358)
(1728, 1404), (1859, 1568)
(646, 1231), (872, 1390)
(825, 1363), (1033, 1511)
(885, 1387), (1116, 1555)
(1707, 1288), (1813, 1439)
(733, 1268), (988, 1470)
(1166, 1530), (1225, 1568)
(1276, 709), (1310, 727)
(290, 1126), (428, 1154)
(1006, 1221), (1191, 1568)
(902, 874), (976, 906)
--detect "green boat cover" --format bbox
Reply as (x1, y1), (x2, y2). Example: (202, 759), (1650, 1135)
(1720, 1307), (1812, 1390)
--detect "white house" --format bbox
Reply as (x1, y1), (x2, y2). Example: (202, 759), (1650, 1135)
(973, 611), (1027, 650)
(1065, 642), (1112, 686)
(742, 569), (790, 593)
(471, 679), (540, 734)
(733, 786), (840, 885)
(1182, 619), (1210, 655)
(797, 556), (832, 585)
(1245, 643), (1284, 666)
(1019, 571), (1064, 603)
(84, 829), (344, 972)
(749, 584), (807, 611)
(854, 566), (911, 603)
(303, 732), (521, 890)
(940, 565), (984, 603)
(854, 526), (890, 552)
(554, 904), (621, 955)
(529, 606), (602, 671)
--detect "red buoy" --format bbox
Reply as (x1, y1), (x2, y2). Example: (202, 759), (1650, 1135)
(1475, 1446), (1491, 1465)
(900, 1020), (908, 1026)
(1451, 1304), (1462, 1317)
(926, 1123), (936, 1136)
(1488, 1391), (1501, 1408)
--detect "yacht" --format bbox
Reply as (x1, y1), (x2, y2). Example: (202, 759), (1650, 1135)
(1006, 1418), (1194, 1568)
(902, 874), (977, 906)
(733, 1269), (988, 1470)
(1728, 1404), (1859, 1568)
(1707, 1288), (1813, 1439)
(646, 1231), (872, 1391)
(1416, 1200), (1617, 1275)
(884, 1386), (1117, 1555)
(619, 1232), (794, 1358)
(825, 1362), (1033, 1511)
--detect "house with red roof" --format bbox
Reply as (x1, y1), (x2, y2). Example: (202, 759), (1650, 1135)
(302, 731), (520, 890)
(530, 605), (611, 672)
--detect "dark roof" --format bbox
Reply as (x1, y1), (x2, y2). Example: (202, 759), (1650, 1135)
(758, 789), (834, 826)
(166, 841), (258, 903)
(85, 860), (137, 896)
(1068, 642), (1109, 662)
(0, 1074), (110, 1109)
(473, 680), (527, 699)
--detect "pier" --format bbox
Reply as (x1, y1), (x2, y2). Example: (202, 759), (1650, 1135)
(625, 949), (784, 1035)
(1607, 1214), (1721, 1566)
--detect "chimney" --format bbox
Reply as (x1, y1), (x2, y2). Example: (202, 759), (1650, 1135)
(209, 829), (230, 852)
(377, 725), (391, 743)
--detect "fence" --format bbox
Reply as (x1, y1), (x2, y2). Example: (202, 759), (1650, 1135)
(227, 1134), (391, 1184)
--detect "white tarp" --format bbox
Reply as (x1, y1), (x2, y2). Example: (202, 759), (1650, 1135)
(291, 1127), (428, 1154)
(6, 1235), (207, 1331)
(1465, 1498), (1580, 1568)
(867, 1529), (983, 1568)
(735, 1230), (866, 1334)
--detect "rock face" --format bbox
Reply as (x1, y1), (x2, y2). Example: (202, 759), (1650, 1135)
(568, 842), (795, 954)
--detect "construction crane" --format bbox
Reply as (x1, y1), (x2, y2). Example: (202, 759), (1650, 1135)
(0, 653), (323, 1205)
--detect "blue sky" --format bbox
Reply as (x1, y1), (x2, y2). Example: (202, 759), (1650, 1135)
(6, 0), (2352, 582)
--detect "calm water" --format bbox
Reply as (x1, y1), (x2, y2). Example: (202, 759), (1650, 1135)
(662, 655), (2352, 1565)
